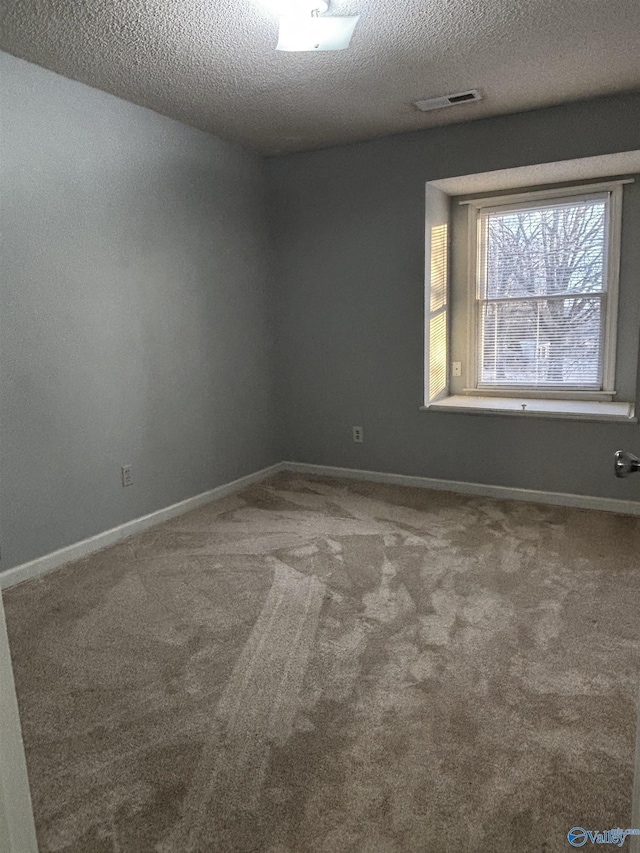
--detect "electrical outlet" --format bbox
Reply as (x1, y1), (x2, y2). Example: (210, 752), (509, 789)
(121, 465), (133, 487)
(352, 426), (363, 443)
(452, 361), (462, 377)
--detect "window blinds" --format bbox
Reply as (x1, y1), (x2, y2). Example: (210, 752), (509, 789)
(427, 223), (448, 402)
(476, 195), (609, 389)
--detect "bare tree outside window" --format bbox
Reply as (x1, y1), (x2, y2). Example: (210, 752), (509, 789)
(477, 196), (608, 389)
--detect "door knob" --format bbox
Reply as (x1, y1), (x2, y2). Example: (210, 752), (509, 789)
(614, 450), (640, 478)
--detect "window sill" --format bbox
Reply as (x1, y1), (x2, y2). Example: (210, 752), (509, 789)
(464, 388), (615, 402)
(421, 395), (636, 422)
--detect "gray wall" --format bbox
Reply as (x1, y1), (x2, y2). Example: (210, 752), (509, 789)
(267, 93), (640, 501)
(3, 53), (640, 576)
(0, 52), (278, 571)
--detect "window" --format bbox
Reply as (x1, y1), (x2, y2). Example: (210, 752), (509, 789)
(468, 186), (622, 398)
(423, 172), (637, 421)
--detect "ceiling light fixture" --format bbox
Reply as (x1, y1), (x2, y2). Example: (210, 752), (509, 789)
(275, 1), (359, 52)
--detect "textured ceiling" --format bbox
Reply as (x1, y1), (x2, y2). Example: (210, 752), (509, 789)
(1, 0), (640, 155)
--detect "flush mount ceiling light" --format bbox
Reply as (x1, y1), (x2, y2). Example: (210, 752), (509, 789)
(275, 1), (359, 52)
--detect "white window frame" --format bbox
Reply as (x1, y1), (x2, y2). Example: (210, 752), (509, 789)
(462, 181), (625, 401)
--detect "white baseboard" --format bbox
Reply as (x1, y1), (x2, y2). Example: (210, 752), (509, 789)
(282, 461), (640, 517)
(3, 459), (639, 591)
(0, 463), (285, 590)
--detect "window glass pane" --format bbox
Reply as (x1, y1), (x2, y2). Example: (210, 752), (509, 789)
(479, 296), (602, 388)
(481, 199), (607, 300)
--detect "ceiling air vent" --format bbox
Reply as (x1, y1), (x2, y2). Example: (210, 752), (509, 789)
(413, 90), (482, 112)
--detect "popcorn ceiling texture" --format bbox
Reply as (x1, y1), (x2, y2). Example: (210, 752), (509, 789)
(1, 0), (640, 154)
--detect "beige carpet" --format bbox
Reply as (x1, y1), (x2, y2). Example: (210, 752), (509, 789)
(4, 472), (640, 852)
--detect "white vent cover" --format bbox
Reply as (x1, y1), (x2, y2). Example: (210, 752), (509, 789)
(413, 90), (482, 112)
